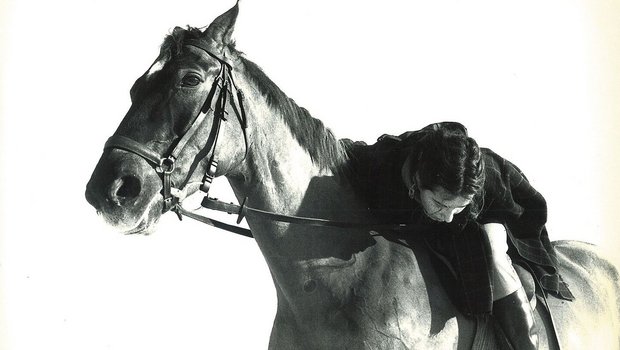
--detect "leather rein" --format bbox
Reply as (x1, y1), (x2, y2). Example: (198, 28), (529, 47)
(104, 41), (408, 238)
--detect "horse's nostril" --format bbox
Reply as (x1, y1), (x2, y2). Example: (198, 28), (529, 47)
(115, 175), (142, 202)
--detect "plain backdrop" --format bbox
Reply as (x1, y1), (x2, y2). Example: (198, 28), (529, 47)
(1, 0), (619, 349)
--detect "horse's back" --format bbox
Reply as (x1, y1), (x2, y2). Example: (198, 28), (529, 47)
(547, 240), (620, 349)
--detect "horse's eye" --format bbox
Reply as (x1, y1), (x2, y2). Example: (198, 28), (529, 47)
(181, 74), (202, 87)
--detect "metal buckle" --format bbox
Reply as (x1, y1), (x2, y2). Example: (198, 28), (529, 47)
(200, 175), (214, 194)
(158, 156), (176, 174)
(200, 159), (218, 193)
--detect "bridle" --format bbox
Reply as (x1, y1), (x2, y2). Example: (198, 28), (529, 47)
(103, 40), (410, 238)
(104, 40), (248, 213)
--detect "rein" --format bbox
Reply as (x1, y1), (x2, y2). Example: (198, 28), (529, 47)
(175, 197), (410, 238)
(104, 40), (408, 238)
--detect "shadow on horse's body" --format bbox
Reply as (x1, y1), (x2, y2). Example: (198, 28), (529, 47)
(85, 4), (620, 349)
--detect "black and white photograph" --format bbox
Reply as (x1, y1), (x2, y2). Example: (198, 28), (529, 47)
(1, 0), (619, 349)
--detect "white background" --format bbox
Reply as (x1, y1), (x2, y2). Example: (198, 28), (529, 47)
(1, 0), (619, 349)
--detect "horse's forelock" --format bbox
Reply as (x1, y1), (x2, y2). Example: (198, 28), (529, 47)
(160, 26), (204, 59)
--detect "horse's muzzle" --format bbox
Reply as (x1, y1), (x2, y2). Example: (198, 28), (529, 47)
(85, 149), (163, 232)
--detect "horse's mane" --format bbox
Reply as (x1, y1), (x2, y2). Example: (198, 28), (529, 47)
(160, 27), (349, 173)
(240, 59), (349, 172)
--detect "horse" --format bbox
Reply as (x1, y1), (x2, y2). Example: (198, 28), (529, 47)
(85, 4), (620, 349)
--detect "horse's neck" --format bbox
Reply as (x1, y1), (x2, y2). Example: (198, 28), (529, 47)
(229, 115), (357, 222)
(225, 72), (368, 246)
(226, 73), (358, 222)
(234, 122), (324, 218)
(220, 74), (464, 345)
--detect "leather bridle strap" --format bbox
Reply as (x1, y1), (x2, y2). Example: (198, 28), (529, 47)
(105, 68), (224, 211)
(103, 136), (162, 167)
(175, 204), (254, 238)
(104, 41), (249, 213)
(184, 40), (250, 191)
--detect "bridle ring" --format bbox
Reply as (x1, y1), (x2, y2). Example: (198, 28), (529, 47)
(158, 157), (176, 174)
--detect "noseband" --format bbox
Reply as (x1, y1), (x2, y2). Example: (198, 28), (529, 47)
(104, 40), (248, 213)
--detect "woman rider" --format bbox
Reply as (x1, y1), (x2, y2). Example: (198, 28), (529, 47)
(344, 122), (573, 350)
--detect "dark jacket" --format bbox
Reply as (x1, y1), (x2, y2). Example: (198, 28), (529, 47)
(344, 123), (573, 315)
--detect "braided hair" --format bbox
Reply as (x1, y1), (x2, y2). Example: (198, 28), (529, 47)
(408, 122), (485, 217)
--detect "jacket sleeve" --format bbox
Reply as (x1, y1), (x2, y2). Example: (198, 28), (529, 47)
(479, 151), (548, 240)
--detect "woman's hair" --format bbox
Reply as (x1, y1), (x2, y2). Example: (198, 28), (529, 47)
(411, 122), (485, 216)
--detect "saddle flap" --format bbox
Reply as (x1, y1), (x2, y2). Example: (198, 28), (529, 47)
(514, 264), (536, 308)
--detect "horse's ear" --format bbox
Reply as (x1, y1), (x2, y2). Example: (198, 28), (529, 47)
(203, 2), (239, 48)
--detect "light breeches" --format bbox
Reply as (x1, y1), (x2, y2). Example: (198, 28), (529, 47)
(483, 223), (522, 300)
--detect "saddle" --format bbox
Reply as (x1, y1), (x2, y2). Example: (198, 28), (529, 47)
(426, 244), (562, 349)
(514, 263), (536, 308)
(426, 239), (541, 309)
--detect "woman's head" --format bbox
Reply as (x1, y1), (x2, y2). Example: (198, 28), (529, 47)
(402, 122), (485, 222)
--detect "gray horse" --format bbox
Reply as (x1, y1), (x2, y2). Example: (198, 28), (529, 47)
(86, 4), (620, 349)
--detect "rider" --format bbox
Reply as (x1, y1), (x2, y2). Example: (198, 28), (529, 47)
(345, 122), (574, 350)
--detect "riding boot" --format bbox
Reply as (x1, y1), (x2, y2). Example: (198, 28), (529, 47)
(492, 287), (538, 350)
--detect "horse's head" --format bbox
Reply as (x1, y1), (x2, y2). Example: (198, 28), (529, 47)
(85, 4), (248, 234)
